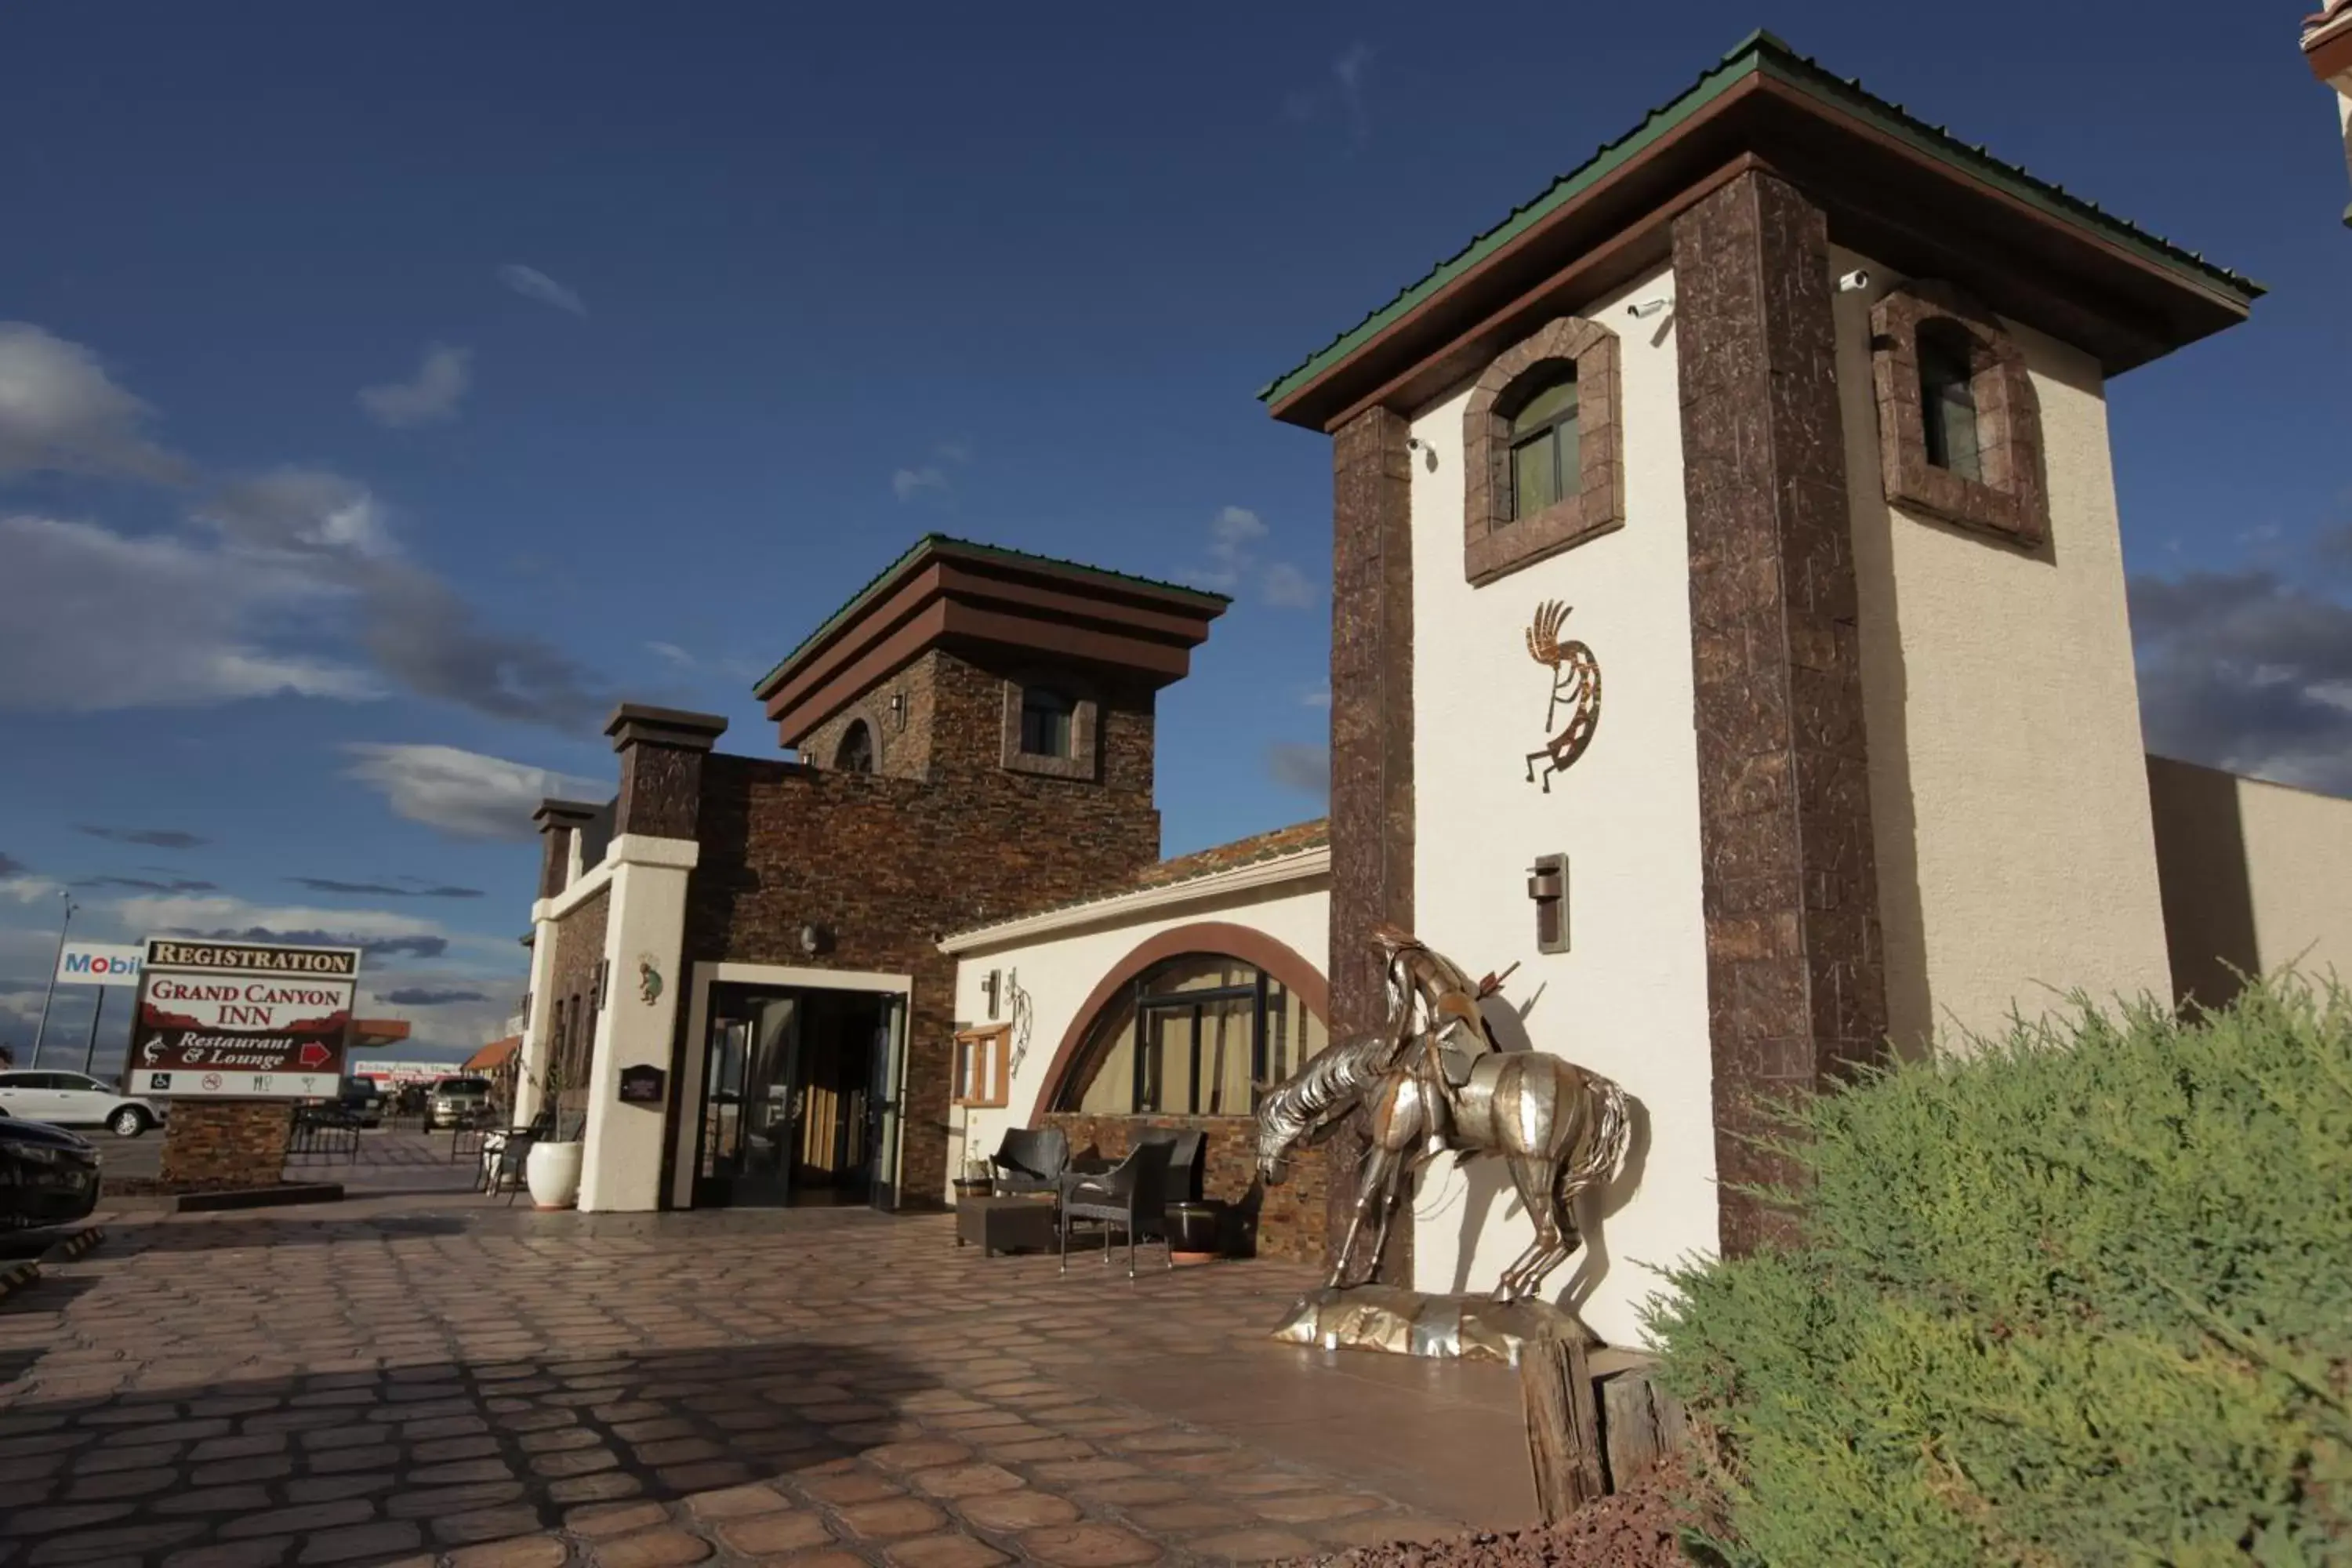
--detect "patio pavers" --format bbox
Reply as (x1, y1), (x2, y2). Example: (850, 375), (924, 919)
(0, 1152), (1531, 1566)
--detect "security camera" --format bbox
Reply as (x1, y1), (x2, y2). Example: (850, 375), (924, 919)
(1626, 298), (1670, 319)
(1405, 437), (1438, 473)
(1836, 269), (1871, 294)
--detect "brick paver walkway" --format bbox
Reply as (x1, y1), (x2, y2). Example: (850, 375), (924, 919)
(0, 1186), (1473, 1568)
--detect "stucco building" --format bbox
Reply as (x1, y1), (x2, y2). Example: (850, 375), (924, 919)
(513, 35), (2351, 1353)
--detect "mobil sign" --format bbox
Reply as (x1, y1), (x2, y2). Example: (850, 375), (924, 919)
(55, 943), (144, 987)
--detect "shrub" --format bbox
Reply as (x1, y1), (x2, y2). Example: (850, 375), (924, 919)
(1644, 978), (2352, 1566)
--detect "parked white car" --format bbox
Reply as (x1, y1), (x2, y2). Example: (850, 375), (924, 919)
(0, 1070), (167, 1137)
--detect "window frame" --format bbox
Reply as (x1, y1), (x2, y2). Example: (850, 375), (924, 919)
(1461, 315), (1624, 586)
(951, 1025), (1011, 1109)
(834, 719), (877, 774)
(999, 677), (1100, 781)
(1053, 955), (1312, 1118)
(1869, 279), (2049, 550)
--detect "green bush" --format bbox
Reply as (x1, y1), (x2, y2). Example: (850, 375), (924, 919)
(1644, 977), (2352, 1566)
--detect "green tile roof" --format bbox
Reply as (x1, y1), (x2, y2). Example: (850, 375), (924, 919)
(753, 534), (1229, 698)
(1258, 31), (2262, 409)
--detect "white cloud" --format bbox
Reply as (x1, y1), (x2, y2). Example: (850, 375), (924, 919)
(0, 327), (608, 729)
(1186, 506), (1316, 609)
(892, 466), (949, 502)
(198, 466), (396, 558)
(1265, 741), (1330, 802)
(0, 321), (188, 483)
(1300, 686), (1332, 710)
(646, 641), (695, 669)
(497, 263), (586, 318)
(358, 343), (473, 429)
(1262, 562), (1317, 608)
(0, 513), (378, 710)
(891, 441), (972, 503)
(341, 742), (604, 842)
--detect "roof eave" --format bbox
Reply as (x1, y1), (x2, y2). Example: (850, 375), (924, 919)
(1262, 40), (2258, 430)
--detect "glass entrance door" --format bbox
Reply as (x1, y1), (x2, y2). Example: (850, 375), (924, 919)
(696, 988), (800, 1207)
(866, 993), (908, 1212)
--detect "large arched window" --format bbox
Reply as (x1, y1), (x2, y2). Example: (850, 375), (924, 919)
(1052, 953), (1328, 1117)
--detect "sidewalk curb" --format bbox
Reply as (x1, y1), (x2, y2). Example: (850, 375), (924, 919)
(39, 1224), (105, 1265)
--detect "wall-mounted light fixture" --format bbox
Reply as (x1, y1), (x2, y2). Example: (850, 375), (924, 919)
(889, 690), (908, 730)
(797, 924), (826, 956)
(1527, 854), (1570, 955)
(1405, 436), (1439, 473)
(982, 969), (1001, 1021)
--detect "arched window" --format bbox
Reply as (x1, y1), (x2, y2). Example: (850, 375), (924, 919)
(1917, 321), (1982, 483)
(1507, 366), (1580, 521)
(835, 720), (875, 774)
(1019, 687), (1073, 759)
(1053, 953), (1328, 1117)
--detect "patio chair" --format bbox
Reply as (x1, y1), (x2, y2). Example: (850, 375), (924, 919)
(989, 1127), (1069, 1196)
(1058, 1138), (1175, 1279)
(485, 1131), (538, 1204)
(1137, 1129), (1204, 1206)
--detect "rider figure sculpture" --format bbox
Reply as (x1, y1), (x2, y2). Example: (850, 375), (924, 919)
(1368, 924), (1512, 1134)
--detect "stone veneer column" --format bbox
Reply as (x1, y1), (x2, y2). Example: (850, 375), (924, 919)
(519, 800), (597, 1127)
(1327, 405), (1415, 1283)
(578, 706), (724, 1213)
(1672, 172), (1890, 1255)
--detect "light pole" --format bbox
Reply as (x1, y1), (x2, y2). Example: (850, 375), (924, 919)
(29, 892), (77, 1070)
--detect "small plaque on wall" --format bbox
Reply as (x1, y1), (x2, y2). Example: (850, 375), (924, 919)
(618, 1065), (666, 1105)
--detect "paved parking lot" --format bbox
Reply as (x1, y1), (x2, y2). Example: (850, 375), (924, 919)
(0, 1177), (1532, 1567)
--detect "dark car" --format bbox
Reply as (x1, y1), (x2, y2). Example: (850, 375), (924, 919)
(335, 1080), (385, 1128)
(0, 1108), (102, 1230)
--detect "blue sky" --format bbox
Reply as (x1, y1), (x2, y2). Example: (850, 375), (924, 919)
(2, 2), (2346, 1065)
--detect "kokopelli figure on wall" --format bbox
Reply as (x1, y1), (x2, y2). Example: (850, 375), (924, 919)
(1524, 600), (1602, 793)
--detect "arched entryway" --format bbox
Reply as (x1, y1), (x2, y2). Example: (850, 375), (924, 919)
(1034, 923), (1329, 1116)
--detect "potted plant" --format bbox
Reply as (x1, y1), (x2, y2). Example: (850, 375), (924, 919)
(952, 1151), (993, 1201)
(524, 1056), (584, 1210)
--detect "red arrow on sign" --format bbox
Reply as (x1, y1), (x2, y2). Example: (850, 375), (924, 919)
(299, 1042), (332, 1069)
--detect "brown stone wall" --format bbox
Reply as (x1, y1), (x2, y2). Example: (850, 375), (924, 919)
(1327, 403), (1415, 1283)
(1672, 170), (1890, 1256)
(684, 731), (1161, 1206)
(1040, 1112), (1332, 1263)
(797, 648), (1155, 799)
(547, 887), (609, 1095)
(157, 1099), (292, 1188)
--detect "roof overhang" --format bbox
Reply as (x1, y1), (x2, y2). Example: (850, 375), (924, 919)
(754, 537), (1229, 750)
(2307, 10), (2352, 82)
(1263, 38), (2261, 433)
(938, 844), (1330, 956)
(349, 1018), (411, 1051)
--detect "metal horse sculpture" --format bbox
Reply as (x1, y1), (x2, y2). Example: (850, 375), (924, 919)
(1255, 930), (1628, 1305)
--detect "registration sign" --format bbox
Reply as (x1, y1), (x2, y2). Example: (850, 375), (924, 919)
(129, 939), (362, 1098)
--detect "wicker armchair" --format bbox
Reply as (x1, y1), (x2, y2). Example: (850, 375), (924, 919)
(989, 1127), (1069, 1196)
(1058, 1138), (1175, 1279)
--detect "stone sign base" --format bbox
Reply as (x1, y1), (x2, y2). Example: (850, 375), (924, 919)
(1271, 1284), (1602, 1366)
(158, 1099), (292, 1188)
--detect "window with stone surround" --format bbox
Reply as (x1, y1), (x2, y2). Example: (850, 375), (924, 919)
(835, 720), (875, 774)
(1870, 280), (2049, 548)
(1463, 316), (1624, 586)
(1000, 677), (1098, 781)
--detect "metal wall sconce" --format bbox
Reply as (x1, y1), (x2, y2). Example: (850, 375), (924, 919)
(1528, 854), (1570, 955)
(797, 924), (828, 956)
(982, 969), (1001, 1020)
(889, 690), (908, 730)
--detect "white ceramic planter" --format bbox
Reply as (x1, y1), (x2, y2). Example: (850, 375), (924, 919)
(525, 1139), (583, 1210)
